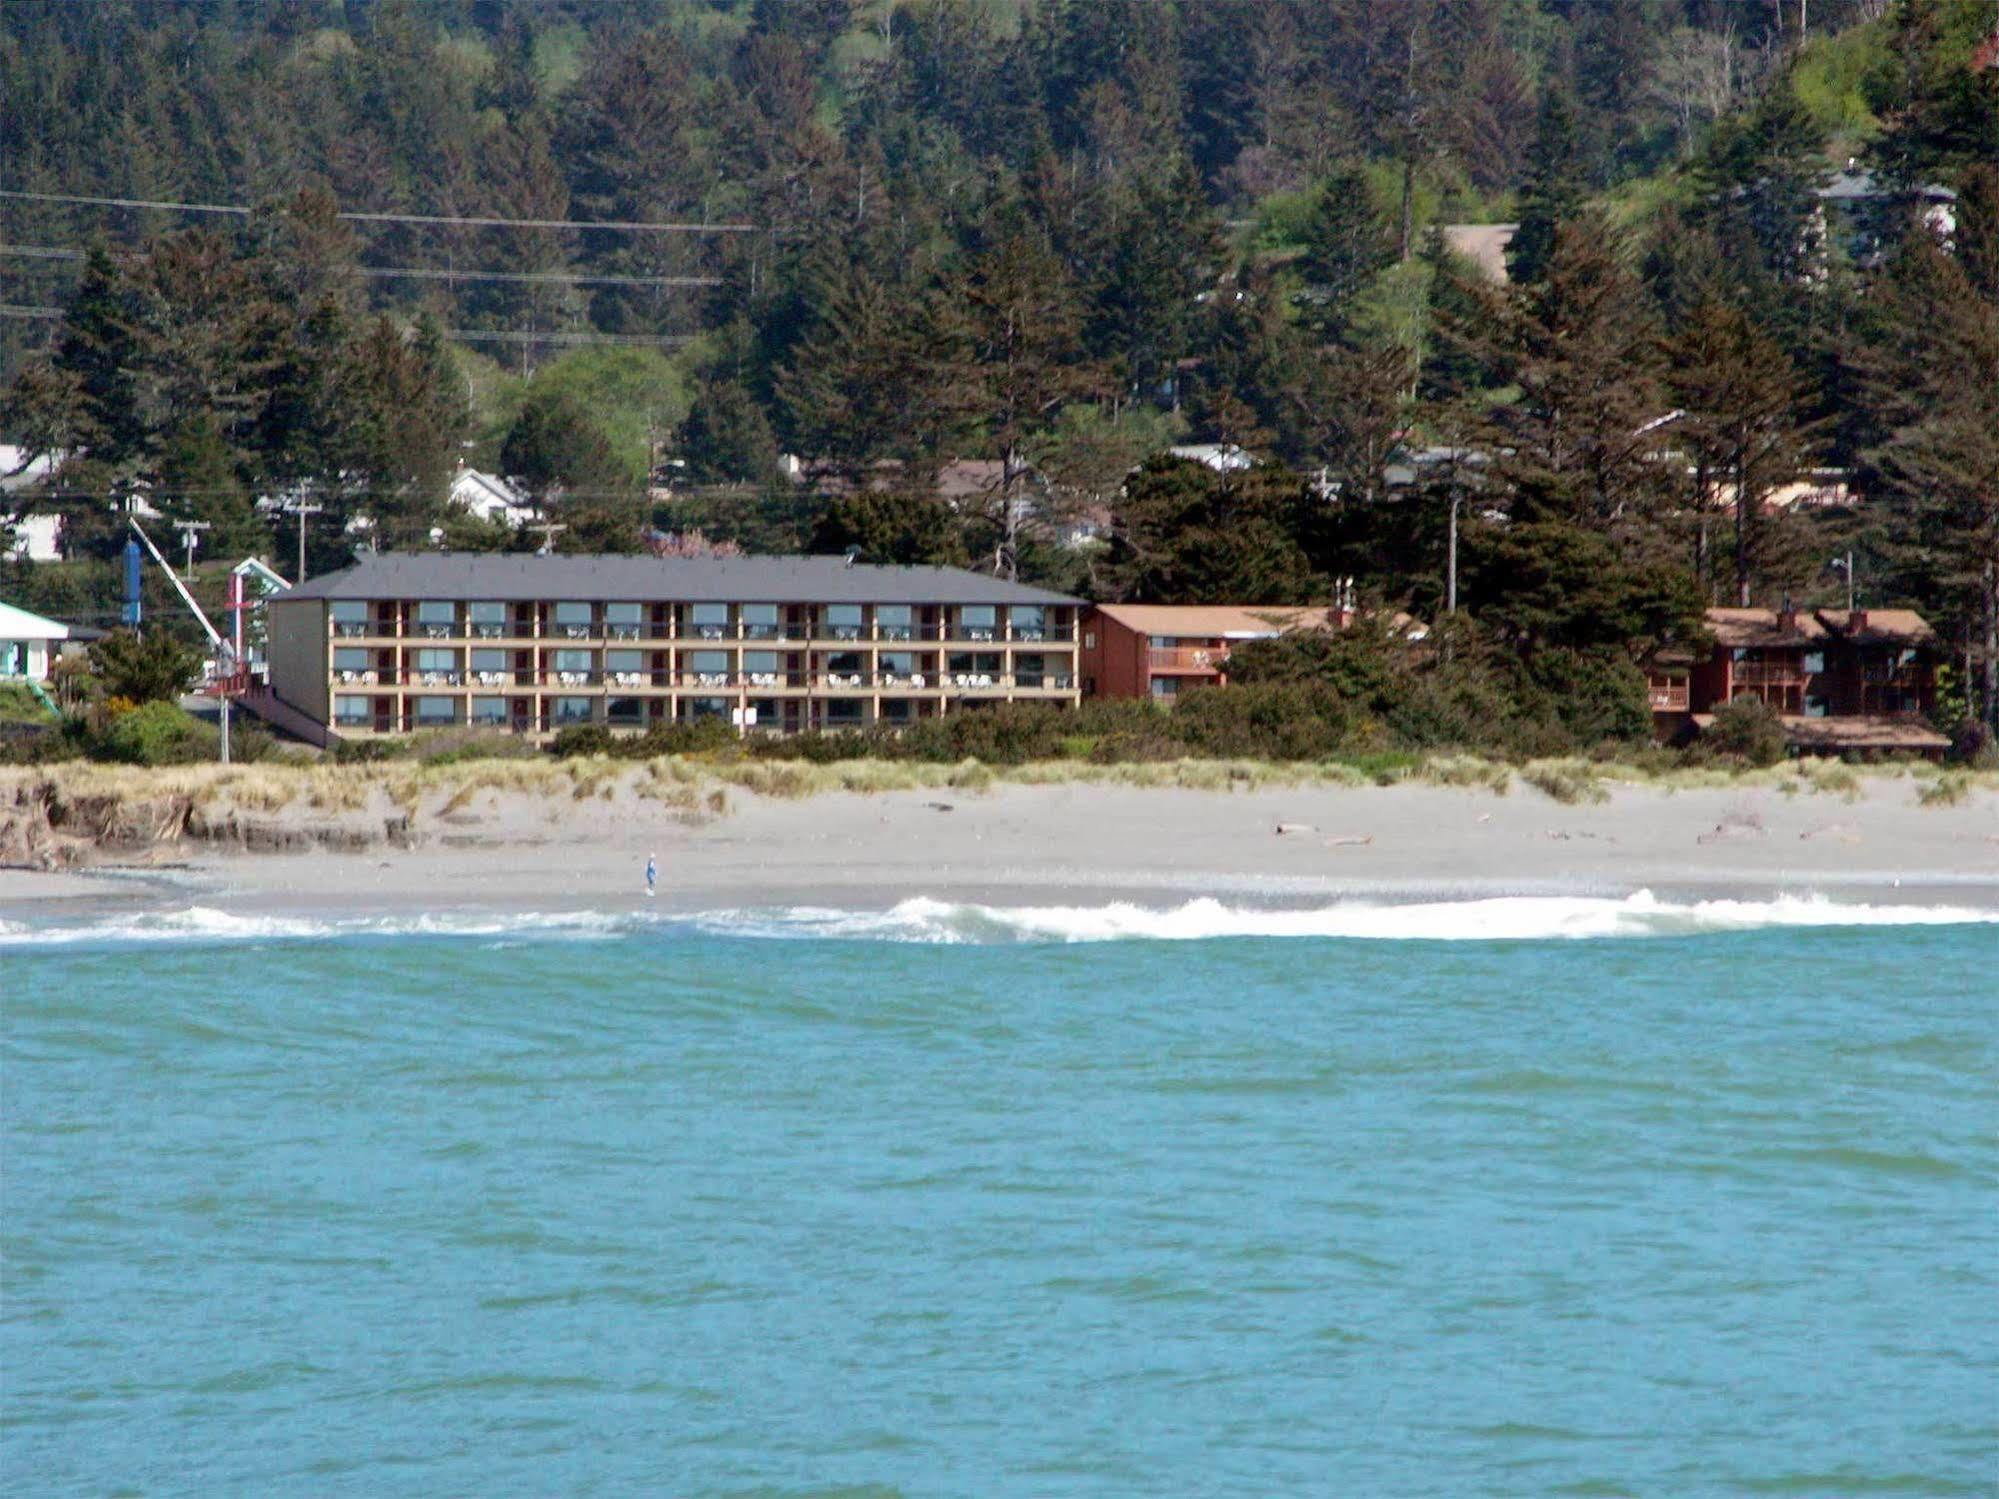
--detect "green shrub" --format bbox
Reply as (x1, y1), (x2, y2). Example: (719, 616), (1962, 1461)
(94, 701), (218, 765)
(414, 728), (536, 765)
(896, 703), (1071, 765)
(1172, 682), (1347, 759)
(1704, 696), (1787, 767)
(548, 723), (616, 758)
(87, 630), (204, 704)
(332, 736), (412, 763)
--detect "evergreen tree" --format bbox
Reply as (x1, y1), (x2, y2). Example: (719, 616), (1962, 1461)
(1472, 213), (1673, 536)
(1507, 88), (1585, 286)
(501, 388), (625, 503)
(1955, 161), (1999, 305)
(1092, 156), (1223, 401)
(1667, 294), (1823, 605)
(1103, 458), (1319, 604)
(1855, 233), (1999, 727)
(678, 379), (780, 486)
(943, 220), (1103, 577)
(1298, 164), (1395, 335)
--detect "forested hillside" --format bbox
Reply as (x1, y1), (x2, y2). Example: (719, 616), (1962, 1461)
(3, 0), (1996, 730)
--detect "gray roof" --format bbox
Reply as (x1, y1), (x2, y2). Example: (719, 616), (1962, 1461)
(279, 552), (1081, 606)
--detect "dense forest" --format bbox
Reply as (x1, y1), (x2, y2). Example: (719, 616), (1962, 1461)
(2, 0), (1996, 733)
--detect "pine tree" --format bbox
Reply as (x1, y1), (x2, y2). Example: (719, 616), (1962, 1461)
(1474, 213), (1673, 535)
(1855, 233), (1999, 728)
(943, 220), (1103, 577)
(1667, 294), (1823, 605)
(1506, 87), (1585, 286)
(1298, 164), (1395, 335)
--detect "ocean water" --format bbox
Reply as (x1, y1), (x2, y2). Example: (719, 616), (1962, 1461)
(3, 894), (1995, 1497)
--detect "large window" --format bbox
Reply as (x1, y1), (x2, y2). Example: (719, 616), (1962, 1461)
(552, 649), (595, 683)
(876, 604), (913, 641)
(332, 647), (370, 674)
(742, 650), (780, 686)
(958, 605), (997, 641)
(680, 696), (730, 721)
(469, 601), (508, 638)
(1151, 676), (1180, 698)
(1010, 606), (1045, 641)
(741, 603), (779, 640)
(551, 696), (595, 724)
(331, 600), (369, 637)
(414, 648), (460, 678)
(1015, 652), (1047, 687)
(878, 650), (916, 682)
(469, 697), (507, 726)
(607, 697), (645, 726)
(823, 699), (864, 727)
(414, 695), (458, 727)
(332, 695), (372, 726)
(470, 648), (510, 680)
(947, 652), (1002, 683)
(553, 602), (593, 638)
(686, 649), (731, 685)
(416, 600), (456, 636)
(823, 650), (864, 685)
(824, 603), (863, 640)
(604, 602), (643, 639)
(605, 649), (647, 683)
(690, 602), (729, 639)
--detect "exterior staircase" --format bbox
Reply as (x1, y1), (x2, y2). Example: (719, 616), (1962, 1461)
(233, 686), (338, 749)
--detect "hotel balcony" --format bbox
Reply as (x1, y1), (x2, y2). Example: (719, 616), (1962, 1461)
(1148, 646), (1227, 673)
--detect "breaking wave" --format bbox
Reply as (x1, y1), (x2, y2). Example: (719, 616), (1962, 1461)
(0, 905), (634, 949)
(3, 891), (1994, 951)
(691, 890), (1996, 944)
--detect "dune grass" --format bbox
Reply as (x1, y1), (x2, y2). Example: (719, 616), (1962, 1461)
(7, 753), (1993, 841)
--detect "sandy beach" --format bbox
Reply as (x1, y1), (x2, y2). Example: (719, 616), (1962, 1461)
(6, 770), (1997, 920)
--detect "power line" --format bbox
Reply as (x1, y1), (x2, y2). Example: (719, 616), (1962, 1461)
(0, 301), (689, 346)
(0, 188), (757, 234)
(0, 242), (722, 288)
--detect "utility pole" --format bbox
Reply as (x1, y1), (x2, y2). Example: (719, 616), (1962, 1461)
(529, 520), (568, 555)
(173, 520), (211, 578)
(1446, 488), (1461, 614)
(282, 499), (323, 584)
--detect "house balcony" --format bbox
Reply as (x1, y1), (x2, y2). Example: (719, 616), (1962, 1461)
(1730, 662), (1808, 687)
(1148, 646), (1227, 673)
(1648, 683), (1689, 712)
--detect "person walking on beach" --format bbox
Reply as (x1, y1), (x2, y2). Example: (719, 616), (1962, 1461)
(645, 853), (657, 899)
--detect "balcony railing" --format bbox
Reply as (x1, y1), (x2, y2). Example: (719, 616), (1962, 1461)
(1648, 683), (1689, 711)
(1148, 646), (1225, 672)
(1731, 661), (1808, 686)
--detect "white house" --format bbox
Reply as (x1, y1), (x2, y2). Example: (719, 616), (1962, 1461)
(2, 444), (63, 561)
(450, 467), (537, 527)
(0, 600), (70, 681)
(1169, 443), (1255, 473)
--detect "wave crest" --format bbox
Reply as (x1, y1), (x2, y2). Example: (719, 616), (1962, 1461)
(691, 891), (1999, 944)
(3, 891), (1992, 950)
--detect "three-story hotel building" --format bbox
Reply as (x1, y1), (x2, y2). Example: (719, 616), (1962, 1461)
(265, 553), (1082, 738)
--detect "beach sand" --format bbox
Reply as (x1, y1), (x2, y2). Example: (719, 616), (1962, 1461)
(7, 774), (1996, 919)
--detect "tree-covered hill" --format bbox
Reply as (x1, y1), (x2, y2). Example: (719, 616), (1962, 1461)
(3, 0), (1996, 731)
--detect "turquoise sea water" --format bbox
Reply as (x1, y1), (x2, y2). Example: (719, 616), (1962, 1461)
(3, 897), (1996, 1496)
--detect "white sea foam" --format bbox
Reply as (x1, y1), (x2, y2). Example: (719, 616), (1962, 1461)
(0, 905), (634, 949)
(2, 891), (1993, 950)
(688, 891), (1999, 945)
